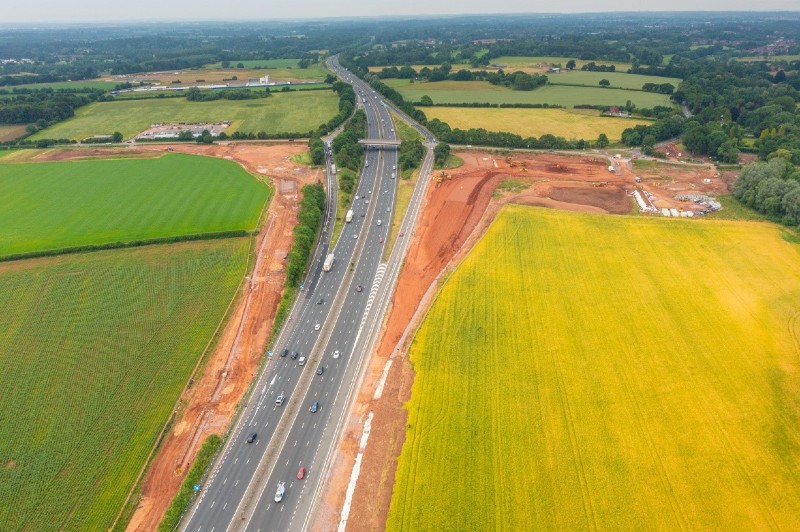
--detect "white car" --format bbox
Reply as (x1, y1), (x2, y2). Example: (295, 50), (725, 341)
(274, 482), (286, 503)
(333, 350), (341, 359)
(314, 323), (321, 331)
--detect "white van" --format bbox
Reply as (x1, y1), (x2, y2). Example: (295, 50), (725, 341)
(298, 356), (306, 366)
(276, 393), (285, 406)
(377, 220), (382, 226)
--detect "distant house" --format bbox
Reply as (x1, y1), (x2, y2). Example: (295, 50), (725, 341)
(605, 106), (630, 118)
(549, 67), (561, 73)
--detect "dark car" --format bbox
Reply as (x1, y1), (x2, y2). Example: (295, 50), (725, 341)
(291, 351), (299, 360)
(281, 348), (288, 357)
(317, 298), (324, 305)
(316, 366), (324, 375)
(246, 432), (257, 443)
(310, 401), (319, 413)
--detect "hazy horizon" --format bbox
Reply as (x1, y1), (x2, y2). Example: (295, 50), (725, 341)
(2, 1), (799, 24)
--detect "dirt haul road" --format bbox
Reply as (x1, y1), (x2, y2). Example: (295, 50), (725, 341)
(120, 143), (322, 532)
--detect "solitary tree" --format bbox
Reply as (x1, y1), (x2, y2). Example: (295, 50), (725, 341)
(566, 60), (576, 70)
(596, 133), (609, 148)
(599, 79), (610, 87)
(112, 131), (123, 142)
(419, 95), (433, 106)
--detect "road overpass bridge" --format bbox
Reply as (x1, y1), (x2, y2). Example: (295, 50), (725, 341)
(358, 138), (401, 149)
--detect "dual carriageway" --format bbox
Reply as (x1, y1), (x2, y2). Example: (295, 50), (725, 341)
(182, 57), (435, 532)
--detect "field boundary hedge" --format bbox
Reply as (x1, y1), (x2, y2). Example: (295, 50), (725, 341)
(0, 229), (251, 263)
(158, 435), (223, 531)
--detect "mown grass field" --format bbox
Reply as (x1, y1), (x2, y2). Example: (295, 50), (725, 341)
(491, 55), (634, 72)
(0, 238), (250, 530)
(0, 153), (270, 256)
(0, 79), (120, 91)
(548, 70), (680, 90)
(385, 79), (673, 108)
(423, 107), (649, 140)
(388, 206), (800, 531)
(31, 89), (338, 140)
(201, 59), (329, 80)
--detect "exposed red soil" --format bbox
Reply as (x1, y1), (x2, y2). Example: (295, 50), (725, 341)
(123, 142), (322, 531)
(315, 149), (729, 532)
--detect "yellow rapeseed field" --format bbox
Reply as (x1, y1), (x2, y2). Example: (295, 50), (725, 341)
(423, 107), (649, 141)
(388, 205), (800, 531)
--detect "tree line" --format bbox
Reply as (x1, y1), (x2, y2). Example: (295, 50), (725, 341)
(733, 156), (800, 227)
(285, 183), (326, 287)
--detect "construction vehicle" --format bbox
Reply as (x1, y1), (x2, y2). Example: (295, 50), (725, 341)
(323, 253), (335, 272)
(345, 209), (354, 222)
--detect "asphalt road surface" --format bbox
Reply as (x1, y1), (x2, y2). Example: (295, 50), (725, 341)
(182, 56), (427, 532)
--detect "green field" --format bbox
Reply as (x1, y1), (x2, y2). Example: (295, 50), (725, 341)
(386, 79), (673, 108)
(388, 206), (800, 530)
(0, 238), (250, 530)
(491, 55), (635, 72)
(0, 79), (120, 91)
(0, 153), (270, 256)
(738, 54), (800, 62)
(31, 89), (339, 140)
(548, 71), (680, 90)
(423, 107), (650, 140)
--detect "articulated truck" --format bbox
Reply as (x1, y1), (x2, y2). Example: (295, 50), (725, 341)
(345, 209), (354, 222)
(323, 253), (335, 272)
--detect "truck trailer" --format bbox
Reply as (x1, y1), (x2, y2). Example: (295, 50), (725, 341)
(323, 253), (335, 272)
(345, 209), (354, 222)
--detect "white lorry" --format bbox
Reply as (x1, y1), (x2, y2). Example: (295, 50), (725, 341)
(323, 253), (335, 272)
(345, 209), (354, 222)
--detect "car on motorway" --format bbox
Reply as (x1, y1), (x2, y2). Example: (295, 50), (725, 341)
(333, 350), (341, 359)
(281, 348), (288, 357)
(291, 351), (299, 360)
(310, 401), (320, 413)
(298, 356), (306, 366)
(297, 467), (306, 480)
(377, 220), (382, 226)
(379, 237), (384, 243)
(399, 231), (404, 237)
(274, 482), (285, 503)
(356, 285), (363, 292)
(246, 432), (257, 443)
(353, 234), (357, 239)
(276, 393), (285, 406)
(317, 298), (324, 305)
(316, 366), (324, 375)
(314, 323), (321, 331)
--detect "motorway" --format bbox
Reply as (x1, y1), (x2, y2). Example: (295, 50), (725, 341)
(182, 56), (428, 532)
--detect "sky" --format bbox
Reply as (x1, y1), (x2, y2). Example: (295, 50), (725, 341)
(3, 0), (798, 23)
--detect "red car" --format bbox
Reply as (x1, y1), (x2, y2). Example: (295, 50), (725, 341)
(297, 466), (307, 480)
(356, 285), (363, 292)
(379, 237), (384, 243)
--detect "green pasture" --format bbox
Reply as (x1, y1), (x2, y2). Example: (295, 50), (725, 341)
(548, 70), (681, 90)
(386, 79), (673, 108)
(30, 89), (338, 140)
(0, 153), (270, 256)
(490, 55), (635, 71)
(0, 79), (120, 91)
